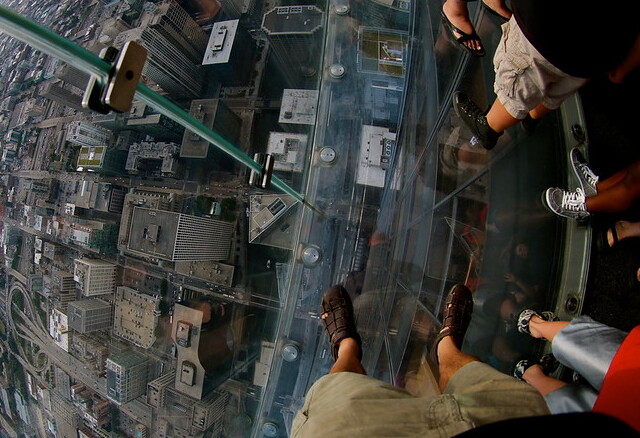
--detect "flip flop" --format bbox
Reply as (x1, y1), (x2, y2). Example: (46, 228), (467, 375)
(440, 10), (486, 57)
(481, 1), (510, 22)
(321, 285), (362, 361)
(430, 284), (474, 365)
(596, 224), (620, 253)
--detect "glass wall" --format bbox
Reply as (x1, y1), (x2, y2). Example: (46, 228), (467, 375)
(0, 0), (591, 436)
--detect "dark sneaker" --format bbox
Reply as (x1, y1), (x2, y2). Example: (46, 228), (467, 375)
(543, 187), (590, 220)
(520, 114), (540, 136)
(570, 148), (598, 197)
(453, 91), (502, 150)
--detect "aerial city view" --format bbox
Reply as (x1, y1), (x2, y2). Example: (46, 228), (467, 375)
(0, 0), (413, 435)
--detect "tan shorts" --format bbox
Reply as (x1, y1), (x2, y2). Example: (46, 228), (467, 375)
(493, 17), (589, 119)
(292, 361), (550, 437)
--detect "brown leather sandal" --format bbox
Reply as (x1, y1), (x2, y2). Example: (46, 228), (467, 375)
(321, 285), (362, 361)
(430, 284), (474, 365)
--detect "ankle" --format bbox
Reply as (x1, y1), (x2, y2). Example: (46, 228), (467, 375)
(528, 316), (545, 338)
(337, 337), (361, 358)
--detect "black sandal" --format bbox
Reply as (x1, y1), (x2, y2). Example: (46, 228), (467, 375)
(596, 223), (621, 253)
(441, 9), (486, 57)
(321, 285), (362, 361)
(513, 353), (559, 380)
(430, 284), (474, 365)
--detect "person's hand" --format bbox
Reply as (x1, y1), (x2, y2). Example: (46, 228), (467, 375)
(503, 272), (517, 283)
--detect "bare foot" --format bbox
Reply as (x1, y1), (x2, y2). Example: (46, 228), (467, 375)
(442, 0), (482, 52)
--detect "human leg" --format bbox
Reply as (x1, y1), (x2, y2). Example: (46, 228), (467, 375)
(430, 284), (478, 391)
(437, 335), (479, 391)
(528, 316), (569, 341)
(521, 314), (628, 391)
(522, 364), (567, 396)
(442, 0), (484, 55)
(481, 0), (511, 21)
(585, 161), (640, 213)
(329, 337), (365, 375)
(320, 285), (365, 373)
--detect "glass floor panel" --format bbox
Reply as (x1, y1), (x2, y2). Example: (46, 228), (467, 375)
(0, 0), (590, 437)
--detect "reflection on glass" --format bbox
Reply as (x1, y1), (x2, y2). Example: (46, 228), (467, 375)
(0, 0), (585, 436)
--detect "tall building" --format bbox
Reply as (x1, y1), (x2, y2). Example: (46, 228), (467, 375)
(180, 99), (242, 158)
(202, 20), (256, 86)
(126, 207), (233, 261)
(66, 121), (113, 148)
(126, 101), (184, 142)
(67, 298), (113, 333)
(54, 64), (90, 90)
(261, 6), (324, 87)
(125, 141), (181, 176)
(40, 81), (86, 111)
(73, 258), (117, 296)
(114, 0), (210, 99)
(105, 350), (149, 404)
(76, 146), (128, 175)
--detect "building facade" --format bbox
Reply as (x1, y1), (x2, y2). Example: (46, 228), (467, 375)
(105, 350), (149, 404)
(67, 298), (113, 333)
(73, 258), (117, 296)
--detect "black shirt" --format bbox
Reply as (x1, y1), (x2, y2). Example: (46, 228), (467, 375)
(512, 0), (639, 78)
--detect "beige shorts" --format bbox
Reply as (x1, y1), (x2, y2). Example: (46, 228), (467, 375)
(493, 17), (589, 119)
(292, 361), (549, 437)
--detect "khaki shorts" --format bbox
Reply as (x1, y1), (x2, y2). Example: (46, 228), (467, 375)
(493, 17), (589, 119)
(292, 361), (549, 437)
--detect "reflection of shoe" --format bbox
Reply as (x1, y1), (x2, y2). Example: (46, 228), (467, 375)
(481, 0), (510, 21)
(431, 284), (474, 364)
(517, 309), (557, 335)
(520, 114), (540, 135)
(514, 353), (559, 380)
(441, 10), (485, 57)
(543, 187), (590, 220)
(453, 92), (502, 150)
(321, 285), (362, 361)
(570, 148), (599, 197)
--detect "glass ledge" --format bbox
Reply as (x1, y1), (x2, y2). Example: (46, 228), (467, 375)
(0, 0), (591, 437)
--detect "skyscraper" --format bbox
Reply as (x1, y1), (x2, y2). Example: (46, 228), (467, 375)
(105, 350), (149, 404)
(67, 298), (113, 333)
(261, 6), (324, 87)
(40, 81), (86, 112)
(126, 207), (233, 261)
(73, 258), (117, 296)
(114, 0), (211, 99)
(66, 121), (113, 148)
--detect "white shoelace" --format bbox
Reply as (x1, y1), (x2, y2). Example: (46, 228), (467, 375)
(577, 163), (599, 188)
(561, 188), (586, 211)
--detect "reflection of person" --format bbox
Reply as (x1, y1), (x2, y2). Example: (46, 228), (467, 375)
(454, 2), (640, 150)
(515, 310), (640, 432)
(292, 284), (549, 437)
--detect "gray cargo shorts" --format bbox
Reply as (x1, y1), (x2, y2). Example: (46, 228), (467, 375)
(493, 17), (589, 119)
